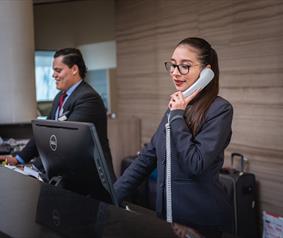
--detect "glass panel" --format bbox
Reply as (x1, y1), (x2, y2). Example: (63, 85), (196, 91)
(35, 51), (58, 101)
(85, 69), (109, 110)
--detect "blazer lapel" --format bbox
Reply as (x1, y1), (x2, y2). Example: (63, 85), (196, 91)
(49, 93), (61, 120)
(62, 81), (84, 113)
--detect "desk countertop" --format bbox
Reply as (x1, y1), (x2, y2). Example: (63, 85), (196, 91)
(0, 167), (237, 238)
(0, 167), (177, 238)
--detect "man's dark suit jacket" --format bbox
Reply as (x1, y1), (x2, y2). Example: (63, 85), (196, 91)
(17, 81), (115, 180)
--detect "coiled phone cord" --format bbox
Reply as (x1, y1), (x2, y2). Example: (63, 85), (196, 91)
(165, 114), (173, 223)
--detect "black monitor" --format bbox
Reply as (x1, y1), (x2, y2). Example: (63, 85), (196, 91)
(32, 119), (118, 206)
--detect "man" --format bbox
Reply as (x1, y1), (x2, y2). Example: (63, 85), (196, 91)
(0, 48), (115, 180)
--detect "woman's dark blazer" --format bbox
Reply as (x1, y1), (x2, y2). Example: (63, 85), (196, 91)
(114, 96), (233, 228)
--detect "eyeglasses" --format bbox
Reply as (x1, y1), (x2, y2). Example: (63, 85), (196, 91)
(164, 62), (199, 75)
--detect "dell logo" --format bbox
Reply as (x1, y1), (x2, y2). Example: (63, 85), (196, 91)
(52, 209), (61, 227)
(49, 135), (57, 151)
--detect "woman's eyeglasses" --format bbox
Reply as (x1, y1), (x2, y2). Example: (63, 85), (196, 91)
(164, 62), (199, 75)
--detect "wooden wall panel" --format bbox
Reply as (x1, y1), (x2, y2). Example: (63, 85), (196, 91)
(115, 0), (283, 219)
(108, 117), (141, 177)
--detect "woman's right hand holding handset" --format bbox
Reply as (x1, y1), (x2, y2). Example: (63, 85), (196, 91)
(168, 89), (200, 111)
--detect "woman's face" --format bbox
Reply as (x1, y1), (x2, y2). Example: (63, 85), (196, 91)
(169, 45), (202, 92)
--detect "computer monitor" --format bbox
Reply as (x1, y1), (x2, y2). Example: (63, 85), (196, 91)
(32, 119), (118, 206)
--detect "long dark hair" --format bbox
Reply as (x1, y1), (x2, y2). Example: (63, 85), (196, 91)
(54, 48), (87, 79)
(177, 37), (219, 136)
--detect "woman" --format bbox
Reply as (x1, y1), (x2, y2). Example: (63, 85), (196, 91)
(114, 37), (233, 237)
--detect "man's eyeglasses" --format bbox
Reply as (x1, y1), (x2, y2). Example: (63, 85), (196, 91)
(164, 62), (199, 75)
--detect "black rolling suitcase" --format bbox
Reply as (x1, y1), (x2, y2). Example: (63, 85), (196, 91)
(220, 153), (258, 238)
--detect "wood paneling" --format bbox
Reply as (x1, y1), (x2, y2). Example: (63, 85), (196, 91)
(108, 117), (141, 177)
(115, 0), (283, 220)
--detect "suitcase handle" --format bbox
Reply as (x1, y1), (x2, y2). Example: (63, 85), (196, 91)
(231, 152), (245, 172)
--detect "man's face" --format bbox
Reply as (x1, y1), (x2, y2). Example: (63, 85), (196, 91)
(52, 56), (79, 91)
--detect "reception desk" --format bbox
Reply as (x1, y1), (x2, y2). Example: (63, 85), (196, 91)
(0, 167), (175, 238)
(0, 167), (236, 238)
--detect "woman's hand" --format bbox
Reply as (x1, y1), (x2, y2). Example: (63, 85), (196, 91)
(168, 89), (200, 111)
(0, 155), (18, 165)
(171, 223), (203, 238)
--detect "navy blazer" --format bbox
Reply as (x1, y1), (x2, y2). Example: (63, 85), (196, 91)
(114, 96), (233, 229)
(18, 81), (115, 180)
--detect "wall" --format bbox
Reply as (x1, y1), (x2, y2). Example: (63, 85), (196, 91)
(34, 0), (115, 49)
(33, 1), (117, 108)
(115, 0), (283, 218)
(33, 0), (117, 113)
(79, 41), (117, 70)
(0, 0), (37, 124)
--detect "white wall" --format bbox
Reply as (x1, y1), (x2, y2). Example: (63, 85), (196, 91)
(79, 41), (117, 70)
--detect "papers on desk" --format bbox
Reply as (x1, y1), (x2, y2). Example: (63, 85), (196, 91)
(4, 164), (43, 182)
(263, 211), (283, 238)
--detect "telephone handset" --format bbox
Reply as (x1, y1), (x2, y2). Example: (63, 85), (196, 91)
(182, 68), (214, 98)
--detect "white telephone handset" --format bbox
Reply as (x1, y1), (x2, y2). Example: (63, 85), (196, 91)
(182, 68), (214, 98)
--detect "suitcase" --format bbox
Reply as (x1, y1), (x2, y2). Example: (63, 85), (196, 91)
(220, 152), (258, 238)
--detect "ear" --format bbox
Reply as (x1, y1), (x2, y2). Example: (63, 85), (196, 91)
(72, 65), (79, 76)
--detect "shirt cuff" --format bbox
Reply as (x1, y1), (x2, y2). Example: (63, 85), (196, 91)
(15, 154), (25, 164)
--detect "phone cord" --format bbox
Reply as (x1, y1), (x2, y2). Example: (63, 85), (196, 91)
(165, 117), (173, 223)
